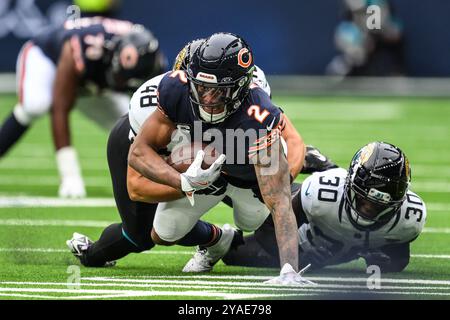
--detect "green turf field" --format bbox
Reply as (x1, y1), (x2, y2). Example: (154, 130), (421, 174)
(0, 93), (449, 300)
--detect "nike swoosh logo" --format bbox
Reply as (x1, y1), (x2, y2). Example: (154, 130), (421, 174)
(310, 150), (326, 162)
(194, 181), (209, 186)
(266, 117), (276, 131)
(305, 181), (312, 196)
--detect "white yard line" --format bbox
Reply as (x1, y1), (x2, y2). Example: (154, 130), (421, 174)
(0, 284), (449, 299)
(0, 176), (109, 187)
(0, 219), (111, 227)
(423, 227), (450, 234)
(92, 275), (450, 286)
(0, 196), (115, 208)
(7, 217), (450, 234)
(0, 177), (448, 192)
(2, 281), (450, 292)
(84, 277), (450, 288)
(0, 287), (316, 299)
(1, 247), (449, 259)
(0, 247), (192, 255)
(411, 254), (450, 259)
(0, 196), (447, 211)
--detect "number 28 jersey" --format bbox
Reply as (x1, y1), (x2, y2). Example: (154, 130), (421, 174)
(298, 168), (426, 264)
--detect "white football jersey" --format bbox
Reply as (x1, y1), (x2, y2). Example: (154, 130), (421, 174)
(128, 73), (167, 140)
(299, 168), (426, 265)
(253, 65), (271, 97)
(128, 66), (271, 140)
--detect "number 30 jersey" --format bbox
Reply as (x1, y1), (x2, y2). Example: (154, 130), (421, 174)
(298, 168), (426, 265)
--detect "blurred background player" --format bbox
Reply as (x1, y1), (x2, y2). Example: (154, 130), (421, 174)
(224, 142), (426, 273)
(326, 0), (405, 77)
(0, 15), (166, 198)
(73, 0), (122, 18)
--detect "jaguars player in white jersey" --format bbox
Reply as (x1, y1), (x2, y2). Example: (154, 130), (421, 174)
(224, 142), (426, 273)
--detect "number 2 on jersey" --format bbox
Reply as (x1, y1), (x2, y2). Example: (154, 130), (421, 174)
(247, 105), (269, 123)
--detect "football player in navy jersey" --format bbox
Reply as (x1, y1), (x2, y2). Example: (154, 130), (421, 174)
(0, 16), (166, 198)
(223, 142), (426, 273)
(128, 33), (314, 285)
(65, 36), (333, 277)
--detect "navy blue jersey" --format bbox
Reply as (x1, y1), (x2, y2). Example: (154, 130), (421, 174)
(33, 17), (135, 89)
(157, 71), (285, 189)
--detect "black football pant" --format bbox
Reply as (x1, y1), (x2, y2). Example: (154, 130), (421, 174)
(82, 115), (156, 267)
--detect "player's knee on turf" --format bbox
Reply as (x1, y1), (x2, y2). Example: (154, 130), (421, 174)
(21, 93), (52, 121)
(151, 228), (177, 246)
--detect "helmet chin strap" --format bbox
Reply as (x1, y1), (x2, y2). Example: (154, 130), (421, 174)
(199, 106), (227, 123)
(349, 208), (375, 227)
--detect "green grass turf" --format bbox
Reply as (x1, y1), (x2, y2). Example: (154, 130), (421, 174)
(0, 93), (449, 299)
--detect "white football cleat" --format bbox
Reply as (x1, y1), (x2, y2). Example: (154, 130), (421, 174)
(66, 232), (92, 257)
(182, 224), (235, 273)
(66, 232), (116, 267)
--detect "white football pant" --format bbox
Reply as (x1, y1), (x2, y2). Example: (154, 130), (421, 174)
(153, 185), (271, 242)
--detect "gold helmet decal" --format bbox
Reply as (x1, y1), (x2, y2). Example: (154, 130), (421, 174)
(359, 142), (376, 165)
(173, 46), (188, 71)
(405, 156), (411, 179)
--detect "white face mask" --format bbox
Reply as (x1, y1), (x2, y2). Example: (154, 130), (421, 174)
(198, 106), (227, 123)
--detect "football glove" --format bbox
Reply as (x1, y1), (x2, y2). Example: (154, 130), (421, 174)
(180, 150), (226, 205)
(301, 145), (338, 174)
(195, 175), (228, 196)
(56, 146), (86, 198)
(358, 249), (392, 268)
(264, 263), (316, 286)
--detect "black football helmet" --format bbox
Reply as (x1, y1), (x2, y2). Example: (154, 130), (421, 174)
(344, 142), (411, 228)
(106, 25), (166, 91)
(186, 32), (255, 123)
(172, 38), (205, 72)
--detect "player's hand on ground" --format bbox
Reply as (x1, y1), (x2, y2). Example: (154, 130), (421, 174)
(59, 175), (86, 198)
(358, 249), (392, 267)
(264, 263), (317, 286)
(180, 150), (226, 205)
(303, 245), (334, 267)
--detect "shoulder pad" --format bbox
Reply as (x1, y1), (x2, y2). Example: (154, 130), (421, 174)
(157, 71), (188, 122)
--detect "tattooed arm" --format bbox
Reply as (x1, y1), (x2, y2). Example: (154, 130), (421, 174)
(253, 131), (299, 271)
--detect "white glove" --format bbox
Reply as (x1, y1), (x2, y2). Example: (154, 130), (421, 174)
(56, 146), (86, 198)
(264, 263), (317, 286)
(180, 150), (226, 206)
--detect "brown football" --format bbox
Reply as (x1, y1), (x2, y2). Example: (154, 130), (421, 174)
(166, 142), (221, 173)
